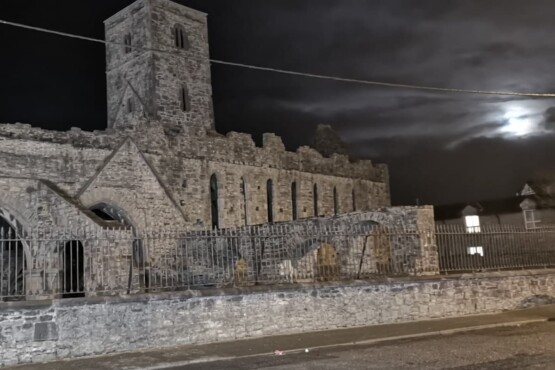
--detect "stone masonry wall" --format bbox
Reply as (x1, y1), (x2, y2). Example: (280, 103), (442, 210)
(104, 0), (214, 131)
(0, 177), (136, 299)
(0, 128), (113, 196)
(150, 0), (214, 131)
(175, 206), (437, 287)
(0, 122), (390, 230)
(104, 0), (153, 129)
(2, 269), (555, 366)
(0, 0), (391, 231)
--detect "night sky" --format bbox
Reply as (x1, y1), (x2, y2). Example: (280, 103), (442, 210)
(2, 0), (555, 206)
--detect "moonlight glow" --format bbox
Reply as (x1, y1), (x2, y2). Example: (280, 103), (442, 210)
(502, 109), (536, 137)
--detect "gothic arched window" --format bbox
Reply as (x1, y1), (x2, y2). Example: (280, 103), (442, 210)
(291, 182), (298, 220)
(124, 33), (132, 54)
(210, 174), (219, 229)
(0, 215), (25, 299)
(241, 177), (248, 226)
(62, 240), (85, 298)
(173, 24), (190, 50)
(313, 183), (319, 217)
(180, 86), (190, 112)
(127, 98), (134, 114)
(333, 187), (339, 215)
(267, 179), (274, 223)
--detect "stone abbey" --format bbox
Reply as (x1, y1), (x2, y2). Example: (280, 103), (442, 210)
(0, 0), (391, 234)
(0, 0), (444, 320)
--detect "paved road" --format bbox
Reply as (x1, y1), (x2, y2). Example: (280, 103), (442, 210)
(170, 321), (555, 370)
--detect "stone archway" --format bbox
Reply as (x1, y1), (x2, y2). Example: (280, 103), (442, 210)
(88, 202), (149, 292)
(61, 240), (85, 298)
(372, 228), (393, 274)
(316, 243), (340, 281)
(0, 207), (32, 300)
(90, 202), (134, 227)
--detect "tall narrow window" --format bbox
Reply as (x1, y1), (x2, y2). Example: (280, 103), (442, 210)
(267, 179), (274, 223)
(241, 177), (248, 226)
(124, 33), (132, 54)
(180, 86), (190, 112)
(173, 24), (189, 49)
(313, 184), (319, 217)
(210, 174), (219, 229)
(333, 187), (339, 215)
(127, 98), (134, 114)
(352, 189), (356, 212)
(291, 182), (298, 220)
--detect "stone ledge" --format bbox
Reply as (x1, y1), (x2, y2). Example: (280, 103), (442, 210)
(4, 268), (555, 311)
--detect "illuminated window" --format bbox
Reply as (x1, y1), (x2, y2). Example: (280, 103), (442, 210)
(467, 246), (484, 256)
(464, 215), (481, 233)
(524, 209), (540, 230)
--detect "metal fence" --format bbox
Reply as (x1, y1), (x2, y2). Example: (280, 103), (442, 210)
(1, 224), (423, 301)
(437, 224), (555, 273)
(4, 223), (555, 301)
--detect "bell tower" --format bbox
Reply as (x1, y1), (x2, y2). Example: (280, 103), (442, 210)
(104, 0), (214, 131)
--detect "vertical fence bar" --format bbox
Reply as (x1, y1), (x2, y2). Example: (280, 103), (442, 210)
(7, 228), (12, 297)
(1, 228), (4, 298)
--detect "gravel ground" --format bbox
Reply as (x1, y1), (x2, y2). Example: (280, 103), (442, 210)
(172, 321), (555, 370)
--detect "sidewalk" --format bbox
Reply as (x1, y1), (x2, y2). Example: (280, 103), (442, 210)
(7, 305), (555, 370)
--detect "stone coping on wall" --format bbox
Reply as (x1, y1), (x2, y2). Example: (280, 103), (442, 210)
(3, 268), (555, 311)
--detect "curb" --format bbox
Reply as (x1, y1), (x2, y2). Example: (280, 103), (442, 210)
(139, 318), (549, 370)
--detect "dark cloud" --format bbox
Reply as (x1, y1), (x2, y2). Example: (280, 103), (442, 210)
(544, 107), (555, 130)
(365, 134), (555, 205)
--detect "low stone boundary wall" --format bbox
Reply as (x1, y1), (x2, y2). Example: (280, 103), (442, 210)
(2, 270), (555, 367)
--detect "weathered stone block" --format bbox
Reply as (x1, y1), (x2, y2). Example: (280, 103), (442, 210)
(33, 322), (58, 342)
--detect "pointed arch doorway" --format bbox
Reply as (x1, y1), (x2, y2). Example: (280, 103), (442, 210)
(0, 207), (30, 301)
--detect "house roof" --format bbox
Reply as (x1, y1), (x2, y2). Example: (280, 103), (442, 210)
(435, 179), (555, 221)
(522, 179), (555, 206)
(433, 201), (472, 220)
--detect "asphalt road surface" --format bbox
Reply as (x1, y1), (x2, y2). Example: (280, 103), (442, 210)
(169, 321), (555, 369)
